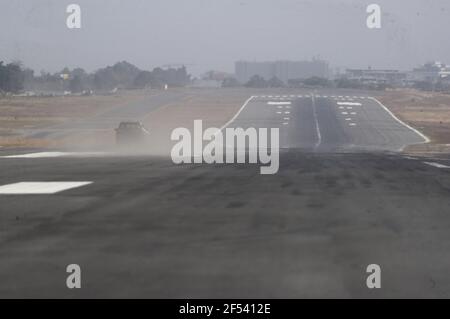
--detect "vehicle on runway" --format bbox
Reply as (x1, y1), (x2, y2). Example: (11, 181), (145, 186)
(115, 121), (150, 145)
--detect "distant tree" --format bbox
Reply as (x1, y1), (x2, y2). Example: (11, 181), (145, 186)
(303, 76), (330, 87)
(245, 75), (268, 88)
(69, 75), (84, 93)
(0, 61), (6, 92)
(133, 71), (154, 88)
(0, 62), (25, 93)
(94, 61), (141, 90)
(335, 78), (362, 89)
(222, 77), (241, 88)
(267, 76), (285, 88)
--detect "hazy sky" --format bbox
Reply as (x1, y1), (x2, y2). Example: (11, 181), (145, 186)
(1, 0), (449, 76)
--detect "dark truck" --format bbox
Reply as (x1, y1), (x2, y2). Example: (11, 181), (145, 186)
(115, 121), (150, 145)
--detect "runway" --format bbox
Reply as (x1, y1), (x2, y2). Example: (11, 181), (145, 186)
(1, 90), (449, 298)
(226, 93), (427, 152)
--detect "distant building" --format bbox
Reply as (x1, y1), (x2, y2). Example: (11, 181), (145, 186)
(345, 68), (407, 86)
(409, 62), (450, 83)
(235, 60), (330, 83)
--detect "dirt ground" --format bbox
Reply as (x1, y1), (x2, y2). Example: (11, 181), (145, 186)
(0, 88), (249, 151)
(2, 88), (450, 155)
(0, 90), (154, 148)
(378, 89), (450, 154)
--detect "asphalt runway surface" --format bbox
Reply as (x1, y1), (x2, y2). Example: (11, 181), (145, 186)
(1, 90), (450, 298)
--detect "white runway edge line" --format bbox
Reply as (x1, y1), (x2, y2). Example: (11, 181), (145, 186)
(369, 97), (430, 149)
(219, 96), (255, 131)
(311, 94), (322, 149)
(0, 182), (92, 194)
(423, 162), (450, 169)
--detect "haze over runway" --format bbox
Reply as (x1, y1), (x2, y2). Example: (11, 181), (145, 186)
(1, 89), (450, 298)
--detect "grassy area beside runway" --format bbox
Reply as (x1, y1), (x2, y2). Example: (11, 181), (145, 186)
(378, 89), (450, 154)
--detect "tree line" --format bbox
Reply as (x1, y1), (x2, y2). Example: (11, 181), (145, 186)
(0, 60), (191, 94)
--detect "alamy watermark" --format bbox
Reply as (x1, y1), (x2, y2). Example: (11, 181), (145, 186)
(366, 4), (382, 29)
(171, 120), (279, 175)
(66, 264), (81, 289)
(66, 4), (81, 29)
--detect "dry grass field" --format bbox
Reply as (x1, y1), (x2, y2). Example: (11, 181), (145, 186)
(378, 89), (450, 154)
(0, 90), (155, 148)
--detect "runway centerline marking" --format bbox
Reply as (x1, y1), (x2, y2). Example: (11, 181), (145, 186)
(311, 94), (322, 149)
(0, 182), (93, 195)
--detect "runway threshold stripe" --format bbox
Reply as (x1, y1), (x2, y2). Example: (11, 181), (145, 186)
(268, 102), (292, 105)
(337, 102), (362, 106)
(0, 182), (93, 194)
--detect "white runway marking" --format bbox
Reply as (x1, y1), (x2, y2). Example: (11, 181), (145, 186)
(276, 111), (282, 114)
(283, 117), (290, 120)
(345, 118), (352, 121)
(341, 112), (348, 115)
(311, 94), (322, 149)
(346, 107), (353, 109)
(337, 102), (362, 106)
(284, 111), (291, 114)
(219, 96), (255, 131)
(268, 101), (292, 105)
(0, 182), (92, 195)
(339, 106), (344, 109)
(350, 112), (357, 115)
(349, 123), (357, 126)
(0, 152), (106, 159)
(369, 97), (430, 146)
(423, 162), (450, 169)
(282, 122), (289, 125)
